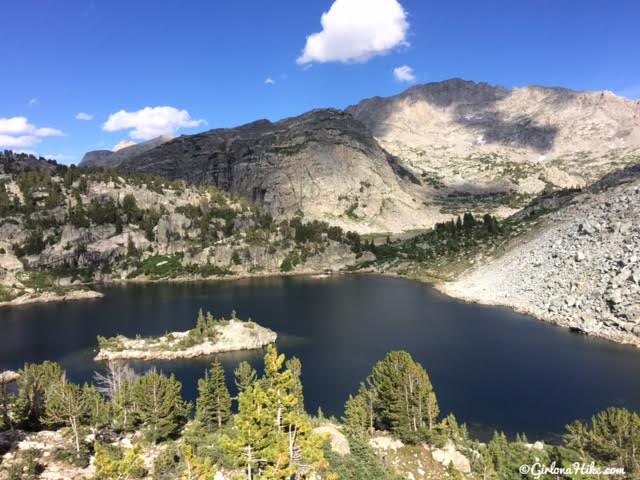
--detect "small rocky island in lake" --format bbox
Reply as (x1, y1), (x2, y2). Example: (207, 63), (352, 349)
(95, 309), (276, 361)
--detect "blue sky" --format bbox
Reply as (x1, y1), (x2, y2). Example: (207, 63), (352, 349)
(1, 0), (639, 164)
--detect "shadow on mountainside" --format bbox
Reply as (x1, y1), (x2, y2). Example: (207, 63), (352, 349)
(351, 78), (563, 154)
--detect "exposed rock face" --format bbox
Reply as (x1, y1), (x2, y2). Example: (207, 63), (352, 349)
(312, 424), (350, 456)
(119, 109), (442, 233)
(0, 370), (19, 384)
(443, 164), (640, 346)
(79, 135), (172, 168)
(431, 440), (471, 474)
(348, 78), (640, 204)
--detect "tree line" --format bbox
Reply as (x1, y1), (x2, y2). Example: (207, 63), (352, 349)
(1, 348), (639, 478)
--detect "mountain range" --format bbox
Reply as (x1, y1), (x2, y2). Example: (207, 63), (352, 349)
(81, 78), (640, 234)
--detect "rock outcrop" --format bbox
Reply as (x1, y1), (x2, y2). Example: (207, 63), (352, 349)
(443, 164), (640, 346)
(431, 440), (472, 474)
(347, 78), (640, 201)
(118, 109), (439, 234)
(94, 319), (277, 361)
(79, 135), (172, 169)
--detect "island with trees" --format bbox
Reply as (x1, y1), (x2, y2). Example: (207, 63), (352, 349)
(95, 310), (276, 361)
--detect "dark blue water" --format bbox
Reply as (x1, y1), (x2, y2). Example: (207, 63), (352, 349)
(1, 275), (640, 441)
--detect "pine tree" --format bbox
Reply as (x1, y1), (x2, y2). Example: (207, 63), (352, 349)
(44, 373), (88, 454)
(234, 361), (257, 393)
(285, 356), (304, 413)
(367, 351), (439, 441)
(94, 443), (146, 479)
(180, 444), (217, 480)
(81, 384), (110, 431)
(195, 359), (231, 431)
(195, 309), (206, 339)
(113, 378), (137, 431)
(343, 383), (376, 438)
(132, 371), (190, 444)
(222, 346), (327, 479)
(14, 361), (64, 430)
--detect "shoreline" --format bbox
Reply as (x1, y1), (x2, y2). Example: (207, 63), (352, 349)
(94, 319), (277, 361)
(3, 267), (639, 350)
(0, 289), (104, 309)
(433, 281), (640, 349)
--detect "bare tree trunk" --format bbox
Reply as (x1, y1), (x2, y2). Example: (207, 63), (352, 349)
(247, 445), (252, 480)
(70, 416), (80, 454)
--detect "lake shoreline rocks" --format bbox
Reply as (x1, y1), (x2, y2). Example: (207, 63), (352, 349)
(0, 289), (104, 308)
(94, 319), (277, 361)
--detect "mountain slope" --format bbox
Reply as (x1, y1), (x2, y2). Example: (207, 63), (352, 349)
(119, 109), (442, 233)
(81, 79), (640, 234)
(79, 135), (173, 168)
(441, 164), (640, 346)
(347, 78), (640, 202)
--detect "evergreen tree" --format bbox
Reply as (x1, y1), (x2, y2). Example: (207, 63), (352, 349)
(343, 383), (375, 438)
(195, 359), (231, 431)
(180, 444), (217, 480)
(564, 407), (640, 473)
(222, 346), (327, 479)
(94, 443), (146, 480)
(0, 381), (12, 431)
(82, 384), (110, 431)
(367, 351), (439, 441)
(194, 309), (206, 339)
(285, 356), (304, 413)
(14, 361), (64, 430)
(132, 371), (190, 444)
(113, 378), (137, 431)
(44, 373), (88, 454)
(234, 361), (257, 393)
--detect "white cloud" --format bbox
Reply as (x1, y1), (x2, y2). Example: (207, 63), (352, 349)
(297, 0), (409, 64)
(75, 112), (94, 121)
(393, 65), (415, 83)
(265, 77), (276, 85)
(28, 98), (39, 107)
(113, 140), (136, 151)
(0, 116), (65, 149)
(103, 106), (205, 141)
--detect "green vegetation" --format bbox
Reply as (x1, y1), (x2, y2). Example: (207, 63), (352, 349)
(97, 308), (238, 353)
(196, 358), (232, 431)
(361, 212), (505, 275)
(1, 346), (639, 479)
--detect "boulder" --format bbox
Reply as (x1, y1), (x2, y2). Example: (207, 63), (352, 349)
(312, 424), (350, 456)
(431, 440), (471, 474)
(0, 254), (23, 272)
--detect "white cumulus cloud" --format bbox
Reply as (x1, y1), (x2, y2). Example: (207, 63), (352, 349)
(103, 106), (205, 141)
(0, 116), (65, 149)
(265, 77), (276, 85)
(75, 112), (94, 121)
(393, 65), (416, 83)
(297, 0), (409, 64)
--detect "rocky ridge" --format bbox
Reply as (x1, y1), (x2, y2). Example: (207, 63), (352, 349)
(348, 78), (640, 214)
(442, 165), (640, 346)
(115, 109), (440, 234)
(78, 79), (640, 234)
(79, 135), (173, 169)
(0, 151), (370, 306)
